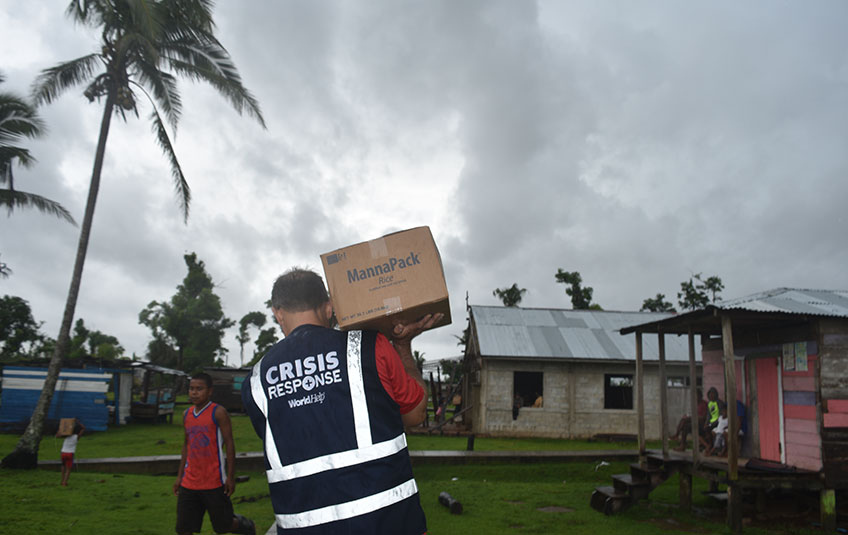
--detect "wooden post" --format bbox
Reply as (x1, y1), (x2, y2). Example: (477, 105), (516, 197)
(429, 372), (438, 424)
(821, 489), (836, 531)
(721, 315), (741, 534)
(721, 315), (739, 480)
(141, 369), (151, 402)
(688, 327), (699, 464)
(727, 484), (742, 534)
(679, 471), (692, 511)
(635, 331), (646, 462)
(658, 330), (669, 458)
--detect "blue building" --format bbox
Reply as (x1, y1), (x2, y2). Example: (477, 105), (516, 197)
(0, 366), (127, 431)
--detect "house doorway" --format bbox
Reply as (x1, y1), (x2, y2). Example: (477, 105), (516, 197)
(755, 357), (782, 462)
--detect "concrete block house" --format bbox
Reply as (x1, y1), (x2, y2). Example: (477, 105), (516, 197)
(461, 305), (700, 439)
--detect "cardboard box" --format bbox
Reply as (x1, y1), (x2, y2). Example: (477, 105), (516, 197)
(57, 418), (76, 437)
(321, 226), (451, 336)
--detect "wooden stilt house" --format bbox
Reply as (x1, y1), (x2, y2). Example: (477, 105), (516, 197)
(592, 288), (848, 533)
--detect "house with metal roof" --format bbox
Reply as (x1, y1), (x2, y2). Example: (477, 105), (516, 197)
(600, 288), (848, 533)
(462, 305), (701, 439)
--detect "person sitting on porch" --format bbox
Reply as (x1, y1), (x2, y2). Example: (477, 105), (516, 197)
(672, 388), (707, 451)
(706, 387), (722, 428)
(706, 405), (729, 456)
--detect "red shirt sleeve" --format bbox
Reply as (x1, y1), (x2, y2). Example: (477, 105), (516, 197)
(374, 333), (426, 415)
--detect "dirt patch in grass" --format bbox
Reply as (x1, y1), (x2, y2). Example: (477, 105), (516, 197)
(642, 517), (714, 533)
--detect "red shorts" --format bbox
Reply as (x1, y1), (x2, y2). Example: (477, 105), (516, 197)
(61, 452), (74, 468)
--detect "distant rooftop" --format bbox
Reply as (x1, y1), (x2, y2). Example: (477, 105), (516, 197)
(717, 288), (848, 317)
(620, 288), (848, 336)
(469, 305), (698, 362)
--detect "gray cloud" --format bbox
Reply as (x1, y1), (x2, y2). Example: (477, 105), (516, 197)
(2, 0), (847, 363)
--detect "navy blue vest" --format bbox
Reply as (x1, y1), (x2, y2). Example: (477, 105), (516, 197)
(244, 325), (426, 535)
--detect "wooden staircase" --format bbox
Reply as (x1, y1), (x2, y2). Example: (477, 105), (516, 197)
(591, 453), (683, 515)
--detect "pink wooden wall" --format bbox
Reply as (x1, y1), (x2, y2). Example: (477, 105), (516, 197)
(701, 343), (821, 471)
(783, 354), (820, 471)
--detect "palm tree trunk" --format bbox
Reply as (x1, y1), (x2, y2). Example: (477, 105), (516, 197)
(2, 92), (116, 469)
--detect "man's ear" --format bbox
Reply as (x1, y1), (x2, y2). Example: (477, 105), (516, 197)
(320, 301), (334, 326)
(272, 307), (286, 330)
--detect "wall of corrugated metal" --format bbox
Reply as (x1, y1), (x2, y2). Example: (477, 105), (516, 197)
(0, 366), (111, 431)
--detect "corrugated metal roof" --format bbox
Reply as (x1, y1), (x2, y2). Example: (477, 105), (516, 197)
(716, 288), (848, 317)
(470, 305), (699, 362)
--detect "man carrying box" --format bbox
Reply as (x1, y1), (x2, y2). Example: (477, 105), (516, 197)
(242, 268), (439, 534)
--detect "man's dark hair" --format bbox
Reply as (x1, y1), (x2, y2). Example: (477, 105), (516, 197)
(271, 268), (329, 312)
(191, 372), (213, 389)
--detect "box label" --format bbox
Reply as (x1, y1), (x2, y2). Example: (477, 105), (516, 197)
(345, 251), (421, 284)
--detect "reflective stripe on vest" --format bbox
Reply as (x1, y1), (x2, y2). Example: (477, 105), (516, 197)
(249, 330), (414, 529)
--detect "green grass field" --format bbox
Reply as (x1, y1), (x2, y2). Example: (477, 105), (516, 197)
(1, 461), (824, 534)
(0, 414), (645, 459)
(0, 416), (828, 534)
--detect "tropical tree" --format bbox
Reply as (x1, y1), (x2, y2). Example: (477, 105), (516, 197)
(492, 283), (526, 307)
(1, 73), (76, 275)
(412, 350), (425, 373)
(2, 0), (264, 469)
(139, 253), (234, 373)
(247, 326), (279, 367)
(0, 72), (76, 223)
(236, 311), (266, 367)
(66, 318), (124, 360)
(554, 269), (602, 310)
(677, 273), (724, 311)
(702, 275), (725, 303)
(0, 295), (45, 360)
(453, 325), (469, 355)
(439, 358), (463, 384)
(640, 293), (676, 313)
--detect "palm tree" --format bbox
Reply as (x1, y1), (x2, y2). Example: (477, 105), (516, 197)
(0, 72), (76, 227)
(493, 283), (526, 307)
(236, 311), (267, 367)
(2, 0), (264, 469)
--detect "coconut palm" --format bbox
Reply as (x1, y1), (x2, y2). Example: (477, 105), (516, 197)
(2, 0), (264, 468)
(0, 72), (75, 222)
(493, 283), (526, 307)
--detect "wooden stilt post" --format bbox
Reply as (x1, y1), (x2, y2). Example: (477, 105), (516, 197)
(658, 330), (669, 458)
(721, 315), (741, 534)
(679, 471), (692, 511)
(821, 488), (836, 531)
(635, 330), (646, 463)
(721, 315), (739, 480)
(688, 327), (699, 464)
(727, 484), (742, 534)
(681, 327), (698, 513)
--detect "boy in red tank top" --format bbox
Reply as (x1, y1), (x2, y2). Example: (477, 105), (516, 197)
(174, 373), (255, 535)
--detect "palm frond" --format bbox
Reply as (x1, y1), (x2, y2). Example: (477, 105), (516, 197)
(126, 0), (163, 44)
(0, 147), (36, 177)
(149, 108), (190, 222)
(164, 39), (265, 128)
(31, 53), (103, 106)
(0, 77), (46, 143)
(0, 107), (45, 144)
(0, 188), (77, 225)
(134, 63), (181, 129)
(116, 29), (160, 68)
(160, 0), (215, 34)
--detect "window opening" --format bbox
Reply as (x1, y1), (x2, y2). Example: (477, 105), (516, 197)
(513, 371), (543, 408)
(604, 374), (633, 409)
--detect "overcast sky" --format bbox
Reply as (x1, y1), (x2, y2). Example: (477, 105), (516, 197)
(2, 1), (847, 367)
